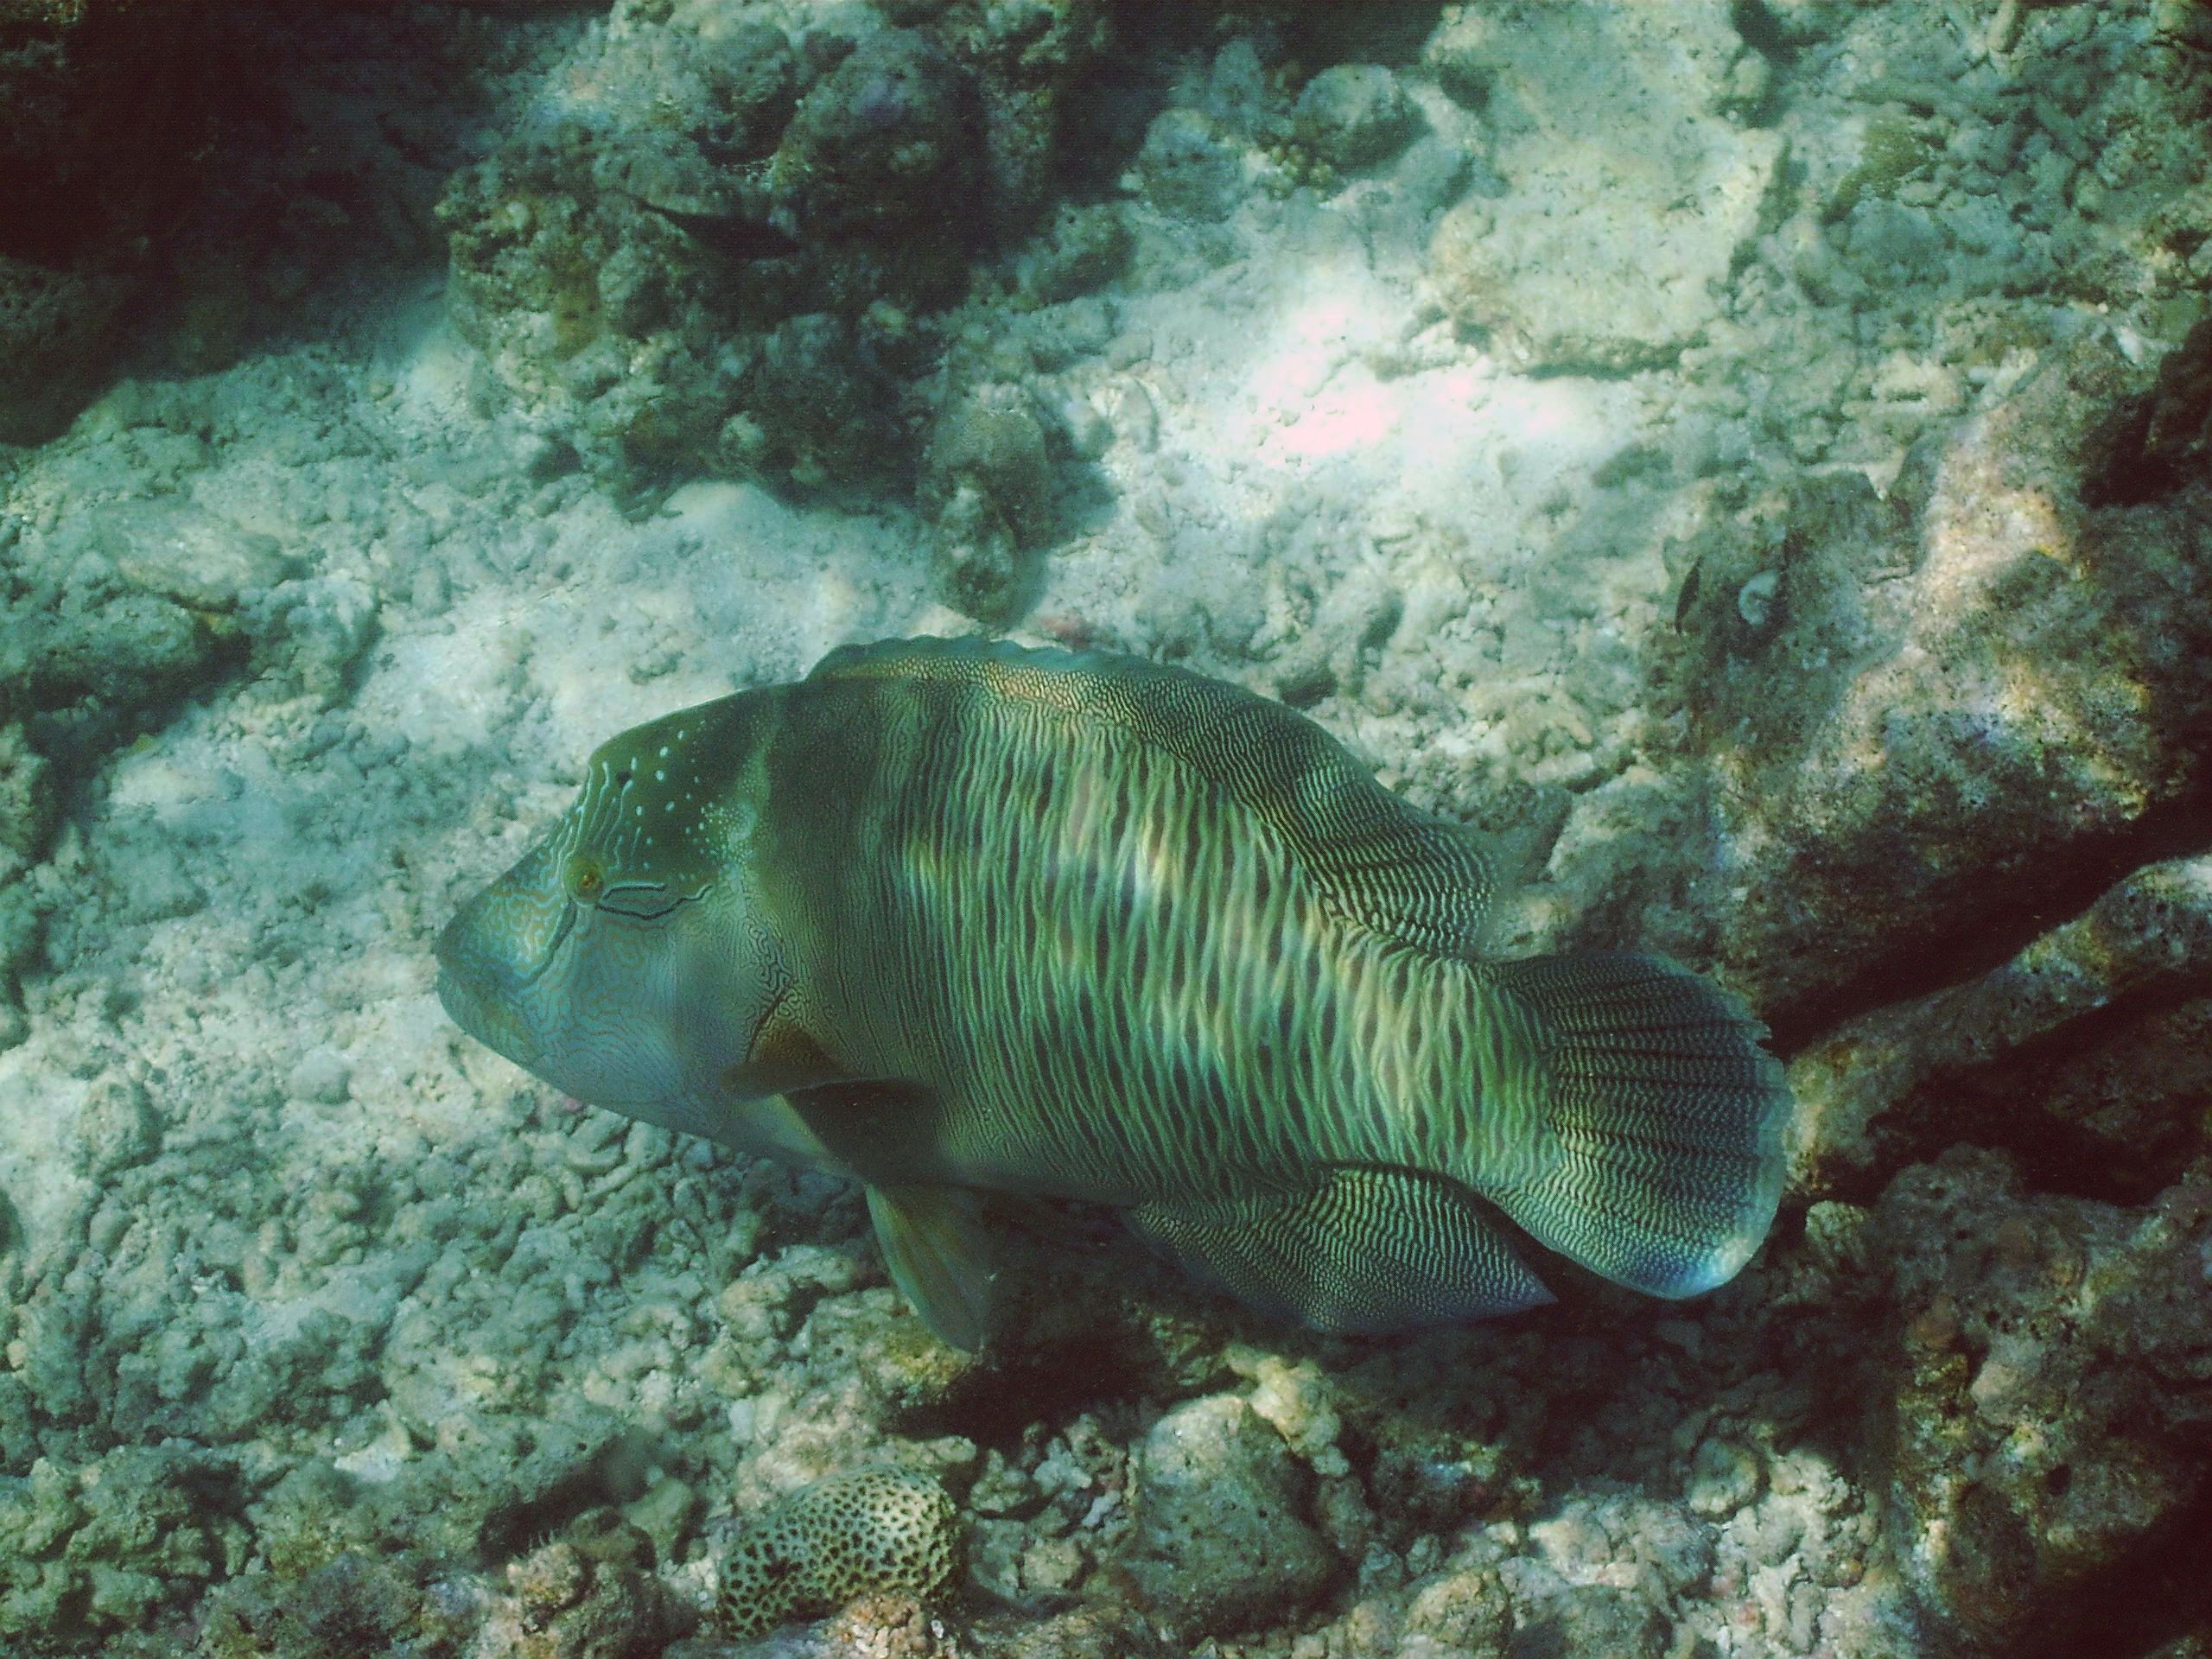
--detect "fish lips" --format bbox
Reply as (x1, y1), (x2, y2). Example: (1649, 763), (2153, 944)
(434, 915), (547, 1071)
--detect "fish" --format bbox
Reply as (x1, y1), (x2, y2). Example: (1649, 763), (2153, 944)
(435, 636), (1791, 1351)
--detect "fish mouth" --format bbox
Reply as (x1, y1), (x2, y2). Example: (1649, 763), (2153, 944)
(435, 960), (543, 1070)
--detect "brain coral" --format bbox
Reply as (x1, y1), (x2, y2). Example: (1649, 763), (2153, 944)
(715, 1466), (963, 1637)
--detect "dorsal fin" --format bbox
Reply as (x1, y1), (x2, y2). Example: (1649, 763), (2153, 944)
(809, 636), (1509, 958)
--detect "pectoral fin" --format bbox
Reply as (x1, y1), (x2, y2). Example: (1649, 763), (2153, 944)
(1128, 1166), (1553, 1336)
(866, 1183), (997, 1353)
(727, 995), (847, 1097)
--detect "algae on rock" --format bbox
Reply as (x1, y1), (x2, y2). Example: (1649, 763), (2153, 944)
(1791, 854), (2212, 1202)
(1122, 1395), (1336, 1637)
(1868, 1151), (2212, 1656)
(436, 0), (1118, 619)
(1664, 334), (2212, 1038)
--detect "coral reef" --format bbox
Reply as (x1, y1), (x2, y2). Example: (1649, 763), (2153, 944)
(1663, 330), (2212, 1039)
(191, 1518), (696, 1659)
(196, 1551), (442, 1659)
(435, 0), (1116, 615)
(1869, 1151), (2212, 1656)
(492, 1527), (696, 1658)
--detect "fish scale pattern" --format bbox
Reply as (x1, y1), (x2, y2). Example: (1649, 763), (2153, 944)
(1131, 1163), (1556, 1332)
(793, 639), (1485, 1203)
(809, 635), (1506, 957)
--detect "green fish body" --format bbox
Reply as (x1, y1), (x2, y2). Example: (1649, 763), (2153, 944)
(436, 638), (1790, 1349)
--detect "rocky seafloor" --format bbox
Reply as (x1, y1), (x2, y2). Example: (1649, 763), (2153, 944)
(0, 1), (2208, 1656)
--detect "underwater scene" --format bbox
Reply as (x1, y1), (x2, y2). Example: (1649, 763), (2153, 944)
(2, 1), (2209, 1655)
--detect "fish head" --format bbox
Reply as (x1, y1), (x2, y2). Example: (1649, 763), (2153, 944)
(435, 704), (786, 1135)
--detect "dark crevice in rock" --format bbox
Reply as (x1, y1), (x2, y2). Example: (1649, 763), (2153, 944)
(1821, 1124), (2176, 1223)
(893, 1335), (1150, 1452)
(1808, 984), (2212, 1211)
(2081, 319), (2212, 508)
(1937, 985), (2212, 1206)
(1768, 773), (2212, 1057)
(2012, 1486), (2212, 1659)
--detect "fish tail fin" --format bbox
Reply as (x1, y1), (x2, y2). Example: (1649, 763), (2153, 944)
(1480, 952), (1791, 1298)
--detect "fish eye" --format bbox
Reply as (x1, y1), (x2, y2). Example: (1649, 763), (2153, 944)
(565, 855), (606, 899)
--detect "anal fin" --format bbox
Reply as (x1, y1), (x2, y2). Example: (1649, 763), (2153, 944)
(866, 1183), (997, 1353)
(1128, 1165), (1552, 1336)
